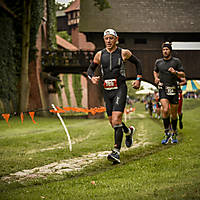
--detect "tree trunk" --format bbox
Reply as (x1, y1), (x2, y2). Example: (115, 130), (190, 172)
(20, 0), (32, 112)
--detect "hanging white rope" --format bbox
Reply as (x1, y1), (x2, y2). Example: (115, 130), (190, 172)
(52, 104), (72, 152)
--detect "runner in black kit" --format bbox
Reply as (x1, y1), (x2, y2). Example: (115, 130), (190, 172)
(153, 42), (185, 144)
(87, 29), (142, 163)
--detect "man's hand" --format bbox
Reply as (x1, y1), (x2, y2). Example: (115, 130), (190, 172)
(154, 77), (160, 85)
(91, 76), (100, 85)
(132, 80), (140, 89)
(168, 67), (176, 74)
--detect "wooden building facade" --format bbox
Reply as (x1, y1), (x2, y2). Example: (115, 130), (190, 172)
(79, 0), (200, 83)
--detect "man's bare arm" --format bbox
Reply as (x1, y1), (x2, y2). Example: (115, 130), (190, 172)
(153, 71), (160, 85)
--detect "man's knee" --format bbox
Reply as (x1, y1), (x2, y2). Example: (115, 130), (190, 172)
(112, 117), (122, 126)
(111, 112), (122, 126)
(162, 107), (169, 115)
(171, 111), (178, 120)
(112, 119), (120, 126)
(171, 105), (178, 119)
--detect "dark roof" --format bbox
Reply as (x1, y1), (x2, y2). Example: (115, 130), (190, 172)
(79, 0), (200, 33)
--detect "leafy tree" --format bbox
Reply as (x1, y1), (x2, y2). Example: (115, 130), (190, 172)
(55, 2), (68, 11)
(0, 0), (45, 113)
(57, 31), (72, 42)
(47, 0), (57, 49)
(19, 0), (32, 112)
(55, 0), (111, 11)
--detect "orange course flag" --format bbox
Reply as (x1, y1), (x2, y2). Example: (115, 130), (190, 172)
(20, 112), (24, 124)
(49, 106), (106, 114)
(63, 107), (72, 112)
(2, 113), (10, 124)
(29, 112), (36, 124)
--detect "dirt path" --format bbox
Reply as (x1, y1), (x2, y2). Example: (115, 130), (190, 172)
(2, 140), (150, 183)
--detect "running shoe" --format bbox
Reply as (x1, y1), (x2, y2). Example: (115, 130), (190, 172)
(171, 133), (178, 143)
(125, 126), (135, 148)
(107, 149), (120, 164)
(161, 133), (171, 144)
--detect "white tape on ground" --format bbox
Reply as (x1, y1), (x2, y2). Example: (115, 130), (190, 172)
(52, 104), (72, 152)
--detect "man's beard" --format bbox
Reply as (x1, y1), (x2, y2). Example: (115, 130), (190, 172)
(163, 54), (171, 59)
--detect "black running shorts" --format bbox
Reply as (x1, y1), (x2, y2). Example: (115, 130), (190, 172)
(159, 89), (179, 104)
(103, 83), (127, 116)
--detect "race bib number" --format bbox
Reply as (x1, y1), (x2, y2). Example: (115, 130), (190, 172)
(165, 86), (177, 96)
(104, 79), (118, 90)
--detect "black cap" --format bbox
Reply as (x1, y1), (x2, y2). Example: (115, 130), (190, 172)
(162, 42), (172, 51)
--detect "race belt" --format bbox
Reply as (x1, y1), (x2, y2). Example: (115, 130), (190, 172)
(103, 79), (118, 90)
(165, 86), (177, 96)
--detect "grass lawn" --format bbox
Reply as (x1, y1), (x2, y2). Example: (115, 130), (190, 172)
(0, 99), (200, 200)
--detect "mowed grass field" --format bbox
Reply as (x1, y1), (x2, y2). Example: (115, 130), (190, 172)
(0, 99), (200, 200)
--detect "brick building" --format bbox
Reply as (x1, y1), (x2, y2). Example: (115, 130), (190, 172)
(56, 0), (96, 109)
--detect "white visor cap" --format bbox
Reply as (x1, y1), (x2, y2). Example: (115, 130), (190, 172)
(104, 29), (117, 37)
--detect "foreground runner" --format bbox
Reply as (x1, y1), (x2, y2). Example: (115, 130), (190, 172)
(87, 29), (142, 164)
(153, 42), (185, 144)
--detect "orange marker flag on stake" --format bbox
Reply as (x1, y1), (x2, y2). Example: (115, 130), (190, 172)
(20, 112), (24, 124)
(2, 114), (10, 125)
(55, 106), (65, 113)
(29, 112), (36, 124)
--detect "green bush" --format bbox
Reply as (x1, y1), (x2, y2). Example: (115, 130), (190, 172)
(0, 12), (18, 113)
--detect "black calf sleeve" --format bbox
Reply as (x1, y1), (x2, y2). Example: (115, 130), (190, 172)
(179, 113), (183, 121)
(163, 117), (170, 130)
(114, 125), (123, 150)
(122, 122), (129, 133)
(171, 118), (178, 131)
